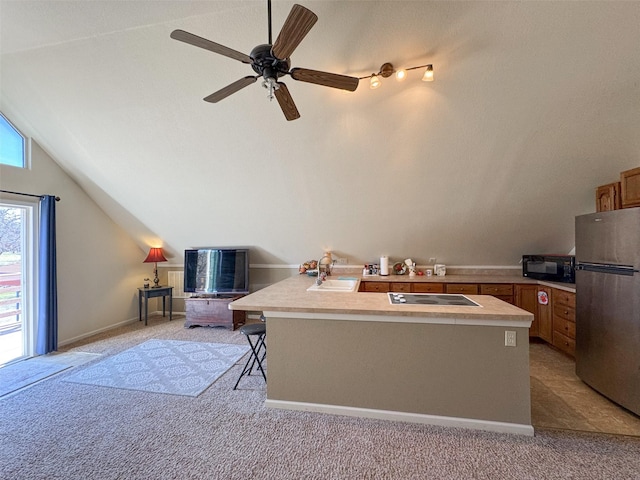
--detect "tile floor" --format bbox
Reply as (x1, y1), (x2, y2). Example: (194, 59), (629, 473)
(530, 339), (640, 436)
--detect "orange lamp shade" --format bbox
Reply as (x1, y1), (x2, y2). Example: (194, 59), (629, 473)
(143, 247), (167, 263)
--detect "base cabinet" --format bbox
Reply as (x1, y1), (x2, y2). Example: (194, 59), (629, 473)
(514, 284), (538, 336)
(481, 283), (514, 305)
(551, 289), (576, 357)
(185, 296), (246, 330)
(536, 286), (553, 343)
(359, 281), (445, 293)
(357, 279), (575, 351)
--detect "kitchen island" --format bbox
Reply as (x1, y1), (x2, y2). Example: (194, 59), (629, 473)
(229, 275), (534, 435)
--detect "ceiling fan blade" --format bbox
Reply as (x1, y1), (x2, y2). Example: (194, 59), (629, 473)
(290, 68), (359, 92)
(274, 83), (301, 121)
(271, 4), (318, 60)
(203, 76), (258, 103)
(170, 29), (252, 64)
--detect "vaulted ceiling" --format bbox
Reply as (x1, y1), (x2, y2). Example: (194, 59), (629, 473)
(2, 1), (639, 266)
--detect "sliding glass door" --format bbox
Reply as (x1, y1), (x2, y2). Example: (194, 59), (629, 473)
(0, 202), (34, 365)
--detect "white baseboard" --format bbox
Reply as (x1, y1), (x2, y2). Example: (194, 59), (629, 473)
(58, 311), (186, 347)
(265, 399), (535, 437)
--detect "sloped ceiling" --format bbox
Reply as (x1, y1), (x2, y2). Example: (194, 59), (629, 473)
(2, 1), (639, 266)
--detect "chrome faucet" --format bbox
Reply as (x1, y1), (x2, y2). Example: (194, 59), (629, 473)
(316, 253), (333, 285)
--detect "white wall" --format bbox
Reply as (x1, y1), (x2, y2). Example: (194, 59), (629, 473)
(0, 136), (150, 344)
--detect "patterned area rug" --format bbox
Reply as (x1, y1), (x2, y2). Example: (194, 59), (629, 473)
(64, 339), (249, 397)
(0, 359), (71, 398)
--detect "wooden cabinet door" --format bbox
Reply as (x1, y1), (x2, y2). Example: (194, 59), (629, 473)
(536, 286), (553, 342)
(515, 284), (538, 337)
(596, 182), (621, 212)
(620, 167), (640, 208)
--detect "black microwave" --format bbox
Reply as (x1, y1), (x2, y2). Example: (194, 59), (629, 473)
(522, 255), (575, 283)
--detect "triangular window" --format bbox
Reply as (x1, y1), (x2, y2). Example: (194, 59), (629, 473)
(0, 113), (26, 168)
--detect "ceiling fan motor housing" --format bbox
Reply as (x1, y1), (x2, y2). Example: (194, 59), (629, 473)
(250, 44), (290, 80)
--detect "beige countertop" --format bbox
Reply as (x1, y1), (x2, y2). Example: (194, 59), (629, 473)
(229, 275), (534, 324)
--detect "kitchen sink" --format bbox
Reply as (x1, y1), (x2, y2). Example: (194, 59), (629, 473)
(306, 279), (359, 292)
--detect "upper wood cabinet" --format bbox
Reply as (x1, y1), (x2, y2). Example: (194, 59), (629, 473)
(595, 182), (621, 212)
(620, 167), (640, 208)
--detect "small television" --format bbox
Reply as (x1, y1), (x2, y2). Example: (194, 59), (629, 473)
(184, 248), (249, 295)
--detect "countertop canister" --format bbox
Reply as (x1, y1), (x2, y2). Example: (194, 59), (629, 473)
(380, 256), (389, 276)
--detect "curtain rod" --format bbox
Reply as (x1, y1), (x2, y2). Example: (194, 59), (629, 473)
(0, 189), (61, 201)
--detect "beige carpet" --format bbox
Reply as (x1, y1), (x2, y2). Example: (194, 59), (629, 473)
(1, 316), (639, 480)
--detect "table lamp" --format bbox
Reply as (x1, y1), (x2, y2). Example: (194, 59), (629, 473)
(143, 247), (167, 288)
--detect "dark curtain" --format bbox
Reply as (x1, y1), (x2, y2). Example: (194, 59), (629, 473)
(36, 195), (58, 354)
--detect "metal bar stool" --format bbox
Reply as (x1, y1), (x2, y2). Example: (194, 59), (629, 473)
(233, 322), (266, 390)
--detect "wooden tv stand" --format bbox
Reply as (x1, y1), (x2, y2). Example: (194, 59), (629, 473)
(184, 295), (246, 330)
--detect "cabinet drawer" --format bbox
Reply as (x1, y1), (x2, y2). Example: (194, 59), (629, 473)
(412, 283), (445, 293)
(445, 284), (478, 294)
(496, 295), (515, 304)
(553, 316), (576, 339)
(362, 282), (389, 293)
(186, 299), (229, 317)
(389, 282), (411, 293)
(553, 290), (575, 308)
(480, 284), (514, 296)
(553, 304), (575, 322)
(553, 330), (576, 357)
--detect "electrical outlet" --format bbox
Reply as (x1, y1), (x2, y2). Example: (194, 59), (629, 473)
(505, 330), (517, 347)
(428, 257), (436, 264)
(334, 257), (348, 265)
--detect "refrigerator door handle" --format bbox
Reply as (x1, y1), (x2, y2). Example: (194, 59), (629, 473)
(576, 262), (638, 276)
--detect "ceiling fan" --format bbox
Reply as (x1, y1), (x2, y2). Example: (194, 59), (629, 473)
(170, 0), (359, 121)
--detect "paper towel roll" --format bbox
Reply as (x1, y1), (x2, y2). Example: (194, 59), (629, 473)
(380, 256), (389, 276)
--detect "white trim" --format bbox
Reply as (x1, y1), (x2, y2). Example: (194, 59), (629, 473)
(0, 199), (36, 361)
(262, 311), (531, 328)
(58, 311), (187, 347)
(265, 399), (535, 436)
(58, 316), (139, 347)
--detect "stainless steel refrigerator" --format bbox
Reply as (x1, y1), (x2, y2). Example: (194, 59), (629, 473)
(575, 208), (640, 416)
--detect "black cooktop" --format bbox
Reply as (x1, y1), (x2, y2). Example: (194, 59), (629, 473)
(388, 293), (480, 306)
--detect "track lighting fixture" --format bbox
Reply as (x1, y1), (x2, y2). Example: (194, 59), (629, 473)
(361, 62), (434, 89)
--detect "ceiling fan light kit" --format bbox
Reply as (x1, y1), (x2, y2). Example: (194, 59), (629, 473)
(363, 62), (434, 89)
(170, 1), (360, 121)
